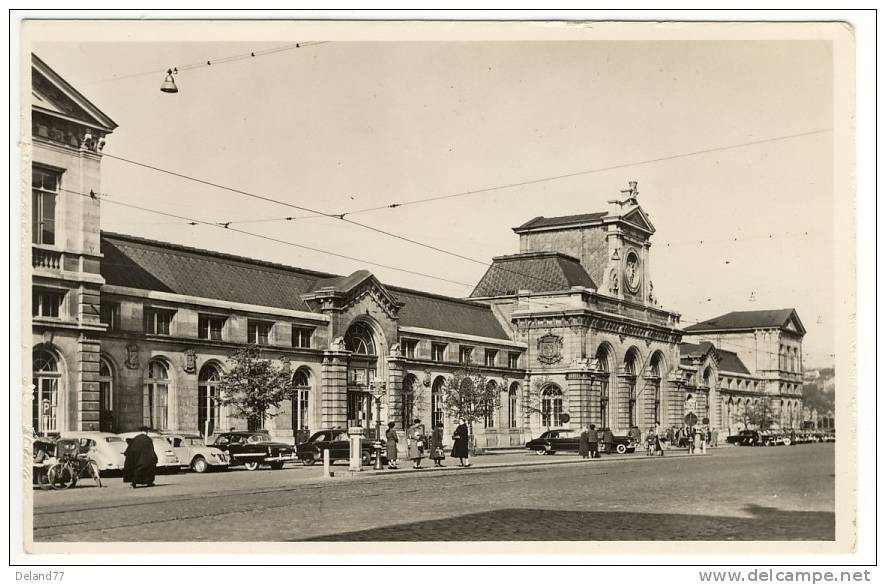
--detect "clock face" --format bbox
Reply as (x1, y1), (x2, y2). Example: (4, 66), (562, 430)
(624, 250), (642, 293)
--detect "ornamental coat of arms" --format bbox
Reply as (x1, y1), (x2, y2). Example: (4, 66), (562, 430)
(537, 333), (563, 365)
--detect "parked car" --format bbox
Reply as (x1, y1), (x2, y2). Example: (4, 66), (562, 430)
(158, 432), (231, 473)
(118, 432), (181, 473)
(524, 428), (638, 455)
(209, 430), (297, 471)
(57, 431), (126, 475)
(295, 429), (384, 466)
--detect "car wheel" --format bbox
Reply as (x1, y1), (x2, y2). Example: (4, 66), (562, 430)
(192, 456), (209, 473)
(361, 451), (371, 466)
(534, 448), (547, 456)
(268, 462), (285, 470)
(615, 444), (627, 455)
(244, 460), (260, 471)
(302, 456), (317, 466)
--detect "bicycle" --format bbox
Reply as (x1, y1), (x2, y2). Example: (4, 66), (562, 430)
(45, 439), (103, 490)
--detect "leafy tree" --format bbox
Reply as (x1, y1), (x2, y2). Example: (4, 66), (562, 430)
(216, 345), (296, 430)
(744, 399), (776, 431)
(441, 362), (502, 441)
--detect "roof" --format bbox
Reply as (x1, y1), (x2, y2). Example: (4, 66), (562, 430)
(32, 54), (118, 132)
(100, 232), (511, 340)
(679, 342), (751, 375)
(470, 251), (596, 297)
(684, 309), (805, 335)
(513, 212), (607, 232)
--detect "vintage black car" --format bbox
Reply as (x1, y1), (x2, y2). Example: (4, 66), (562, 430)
(726, 429), (788, 446)
(524, 428), (638, 455)
(209, 431), (297, 470)
(295, 429), (384, 466)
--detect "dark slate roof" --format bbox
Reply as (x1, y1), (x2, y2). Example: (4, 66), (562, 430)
(679, 342), (751, 375)
(470, 251), (596, 297)
(684, 309), (804, 334)
(513, 212), (607, 232)
(100, 232), (510, 339)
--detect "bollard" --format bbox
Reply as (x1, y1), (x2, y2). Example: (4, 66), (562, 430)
(348, 426), (364, 472)
(374, 445), (384, 470)
(323, 448), (331, 478)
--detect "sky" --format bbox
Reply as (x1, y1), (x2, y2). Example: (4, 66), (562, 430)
(31, 33), (836, 367)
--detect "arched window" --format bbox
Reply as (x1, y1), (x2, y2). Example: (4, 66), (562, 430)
(32, 349), (60, 433)
(595, 345), (611, 428)
(292, 368), (311, 436)
(144, 360), (171, 430)
(431, 376), (445, 428)
(508, 382), (519, 428)
(198, 363), (222, 435)
(401, 374), (417, 429)
(540, 384), (563, 428)
(98, 358), (114, 432)
(624, 350), (639, 428)
(344, 322), (376, 356)
(483, 380), (497, 429)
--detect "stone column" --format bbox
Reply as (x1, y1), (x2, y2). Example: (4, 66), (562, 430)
(321, 348), (349, 430)
(566, 358), (594, 429)
(77, 333), (101, 431)
(386, 353), (405, 429)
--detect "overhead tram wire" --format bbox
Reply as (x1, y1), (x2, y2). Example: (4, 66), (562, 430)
(98, 127), (832, 302)
(59, 187), (473, 289)
(92, 41), (331, 84)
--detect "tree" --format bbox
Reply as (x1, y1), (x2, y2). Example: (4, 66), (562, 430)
(441, 363), (502, 441)
(216, 345), (295, 430)
(744, 400), (776, 431)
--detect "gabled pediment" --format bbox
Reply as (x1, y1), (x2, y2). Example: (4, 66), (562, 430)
(32, 54), (117, 132)
(303, 270), (404, 319)
(620, 206), (656, 234)
(782, 309), (807, 335)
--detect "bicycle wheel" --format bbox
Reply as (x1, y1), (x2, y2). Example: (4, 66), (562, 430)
(48, 462), (77, 490)
(87, 461), (103, 488)
(36, 468), (52, 490)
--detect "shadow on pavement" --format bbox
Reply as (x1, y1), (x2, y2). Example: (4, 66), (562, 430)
(300, 504), (833, 541)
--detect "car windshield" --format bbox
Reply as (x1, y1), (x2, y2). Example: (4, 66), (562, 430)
(248, 433), (271, 443)
(308, 432), (328, 442)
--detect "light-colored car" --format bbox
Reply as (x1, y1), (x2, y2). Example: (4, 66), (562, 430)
(57, 431), (126, 475)
(158, 432), (231, 473)
(117, 432), (181, 473)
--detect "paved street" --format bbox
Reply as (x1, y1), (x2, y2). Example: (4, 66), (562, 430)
(32, 444), (834, 542)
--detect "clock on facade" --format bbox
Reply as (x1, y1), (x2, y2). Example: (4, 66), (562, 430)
(624, 250), (642, 293)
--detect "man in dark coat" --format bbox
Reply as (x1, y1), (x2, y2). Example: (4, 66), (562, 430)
(578, 428), (590, 459)
(123, 426), (158, 488)
(588, 424), (599, 458)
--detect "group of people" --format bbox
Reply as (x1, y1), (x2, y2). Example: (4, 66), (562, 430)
(663, 425), (719, 454)
(384, 417), (473, 470)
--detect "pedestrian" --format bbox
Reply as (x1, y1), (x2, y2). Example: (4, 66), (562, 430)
(711, 427), (719, 448)
(579, 427), (590, 459)
(123, 426), (158, 488)
(646, 428), (656, 456)
(408, 418), (426, 469)
(665, 426), (674, 449)
(588, 424), (600, 458)
(385, 421), (400, 469)
(429, 421), (446, 467)
(451, 418), (471, 467)
(601, 427), (614, 454)
(654, 430), (665, 457)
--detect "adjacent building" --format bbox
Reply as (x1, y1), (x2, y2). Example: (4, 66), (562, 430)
(27, 55), (807, 445)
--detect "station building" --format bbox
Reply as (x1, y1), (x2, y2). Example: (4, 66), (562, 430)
(27, 54), (806, 445)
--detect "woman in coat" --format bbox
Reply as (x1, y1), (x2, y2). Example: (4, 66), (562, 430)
(407, 418), (426, 469)
(385, 421), (399, 470)
(450, 418), (471, 467)
(429, 421), (445, 467)
(123, 426), (158, 488)
(578, 428), (590, 459)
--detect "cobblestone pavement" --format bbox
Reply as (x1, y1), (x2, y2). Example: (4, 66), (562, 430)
(32, 444), (834, 542)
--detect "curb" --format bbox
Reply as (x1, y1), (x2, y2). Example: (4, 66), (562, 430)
(372, 450), (712, 476)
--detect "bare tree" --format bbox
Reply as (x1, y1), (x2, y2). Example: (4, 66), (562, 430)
(441, 363), (502, 448)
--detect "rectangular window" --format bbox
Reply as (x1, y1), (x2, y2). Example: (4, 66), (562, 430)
(508, 352), (520, 369)
(145, 309), (173, 335)
(198, 315), (225, 341)
(459, 346), (474, 364)
(485, 349), (498, 367)
(401, 338), (418, 359)
(100, 303), (119, 331)
(292, 326), (313, 348)
(248, 320), (272, 345)
(32, 288), (63, 318)
(432, 343), (447, 362)
(32, 168), (59, 245)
